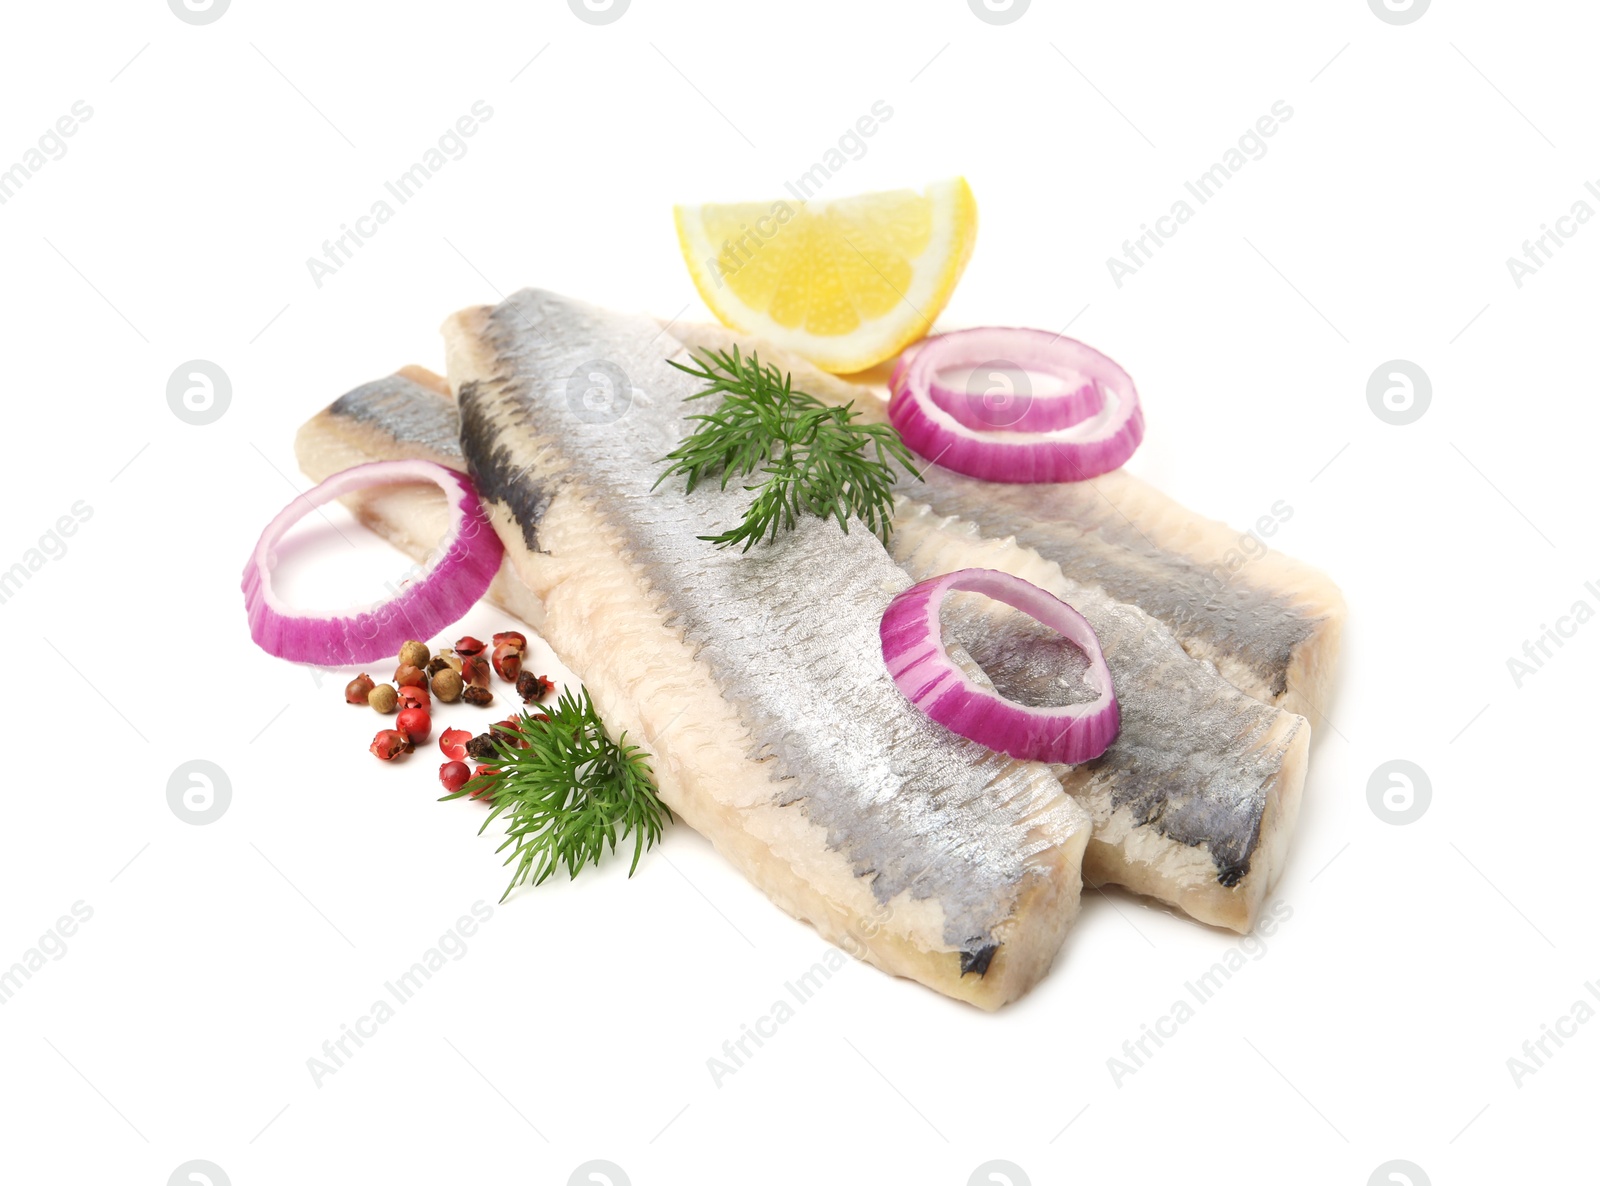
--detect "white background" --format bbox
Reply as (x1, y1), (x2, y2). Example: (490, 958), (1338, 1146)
(1, 1), (1593, 1183)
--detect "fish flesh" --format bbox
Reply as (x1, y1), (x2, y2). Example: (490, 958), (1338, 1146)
(668, 323), (1345, 726)
(893, 469), (1342, 726)
(295, 366), (546, 629)
(656, 323), (1325, 927)
(304, 293), (1094, 1009)
(296, 295), (1314, 935)
(890, 502), (1307, 931)
(445, 292), (1096, 1007)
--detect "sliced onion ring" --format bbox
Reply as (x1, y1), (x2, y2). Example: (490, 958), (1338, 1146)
(929, 374), (1102, 433)
(880, 568), (1119, 765)
(896, 336), (1105, 433)
(243, 460), (504, 665)
(889, 327), (1144, 483)
(895, 328), (1107, 432)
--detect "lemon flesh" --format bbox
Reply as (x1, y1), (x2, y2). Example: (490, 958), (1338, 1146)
(675, 177), (977, 374)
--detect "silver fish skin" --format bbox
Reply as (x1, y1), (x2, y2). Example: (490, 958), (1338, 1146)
(298, 341), (1308, 933)
(295, 368), (546, 629)
(892, 503), (1309, 932)
(667, 323), (1346, 728)
(661, 323), (1322, 927)
(433, 290), (1091, 1009)
(889, 470), (1341, 726)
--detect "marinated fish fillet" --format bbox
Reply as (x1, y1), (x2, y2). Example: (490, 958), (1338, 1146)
(296, 299), (1311, 933)
(305, 292), (1095, 1009)
(669, 323), (1345, 726)
(891, 504), (1307, 930)
(295, 366), (545, 628)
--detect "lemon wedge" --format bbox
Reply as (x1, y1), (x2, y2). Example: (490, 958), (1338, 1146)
(675, 177), (977, 374)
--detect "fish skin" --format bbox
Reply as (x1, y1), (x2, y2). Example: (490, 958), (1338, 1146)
(296, 320), (1310, 933)
(295, 371), (546, 629)
(897, 469), (1340, 725)
(328, 372), (459, 457)
(429, 290), (1090, 1008)
(661, 322), (1327, 926)
(894, 502), (1309, 931)
(667, 322), (1346, 728)
(307, 386), (1090, 993)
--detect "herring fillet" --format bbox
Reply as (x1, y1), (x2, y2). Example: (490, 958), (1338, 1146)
(891, 503), (1308, 931)
(295, 367), (546, 629)
(445, 293), (1092, 1006)
(668, 323), (1346, 727)
(296, 310), (1311, 933)
(311, 291), (1094, 1009)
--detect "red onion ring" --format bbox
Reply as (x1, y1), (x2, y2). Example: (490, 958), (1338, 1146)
(889, 327), (1144, 482)
(880, 568), (1119, 765)
(929, 374), (1102, 433)
(895, 329), (1107, 432)
(243, 460), (504, 665)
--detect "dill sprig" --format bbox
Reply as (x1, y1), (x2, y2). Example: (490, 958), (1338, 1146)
(443, 688), (671, 901)
(656, 345), (921, 551)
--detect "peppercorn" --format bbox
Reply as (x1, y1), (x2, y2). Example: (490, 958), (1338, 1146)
(398, 640), (431, 670)
(397, 685), (429, 711)
(426, 653), (452, 676)
(370, 729), (412, 761)
(439, 728), (472, 761)
(460, 654), (490, 688)
(493, 631), (528, 652)
(492, 641), (523, 682)
(516, 671), (555, 703)
(462, 685), (494, 707)
(455, 635), (486, 658)
(431, 668), (464, 703)
(345, 674), (376, 705)
(439, 761), (471, 794)
(440, 652), (463, 674)
(397, 707), (432, 745)
(394, 663), (428, 690)
(470, 765), (497, 799)
(465, 733), (498, 762)
(494, 717), (530, 748)
(368, 683), (399, 713)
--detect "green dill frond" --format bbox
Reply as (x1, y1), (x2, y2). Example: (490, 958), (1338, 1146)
(443, 687), (671, 901)
(655, 345), (921, 551)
